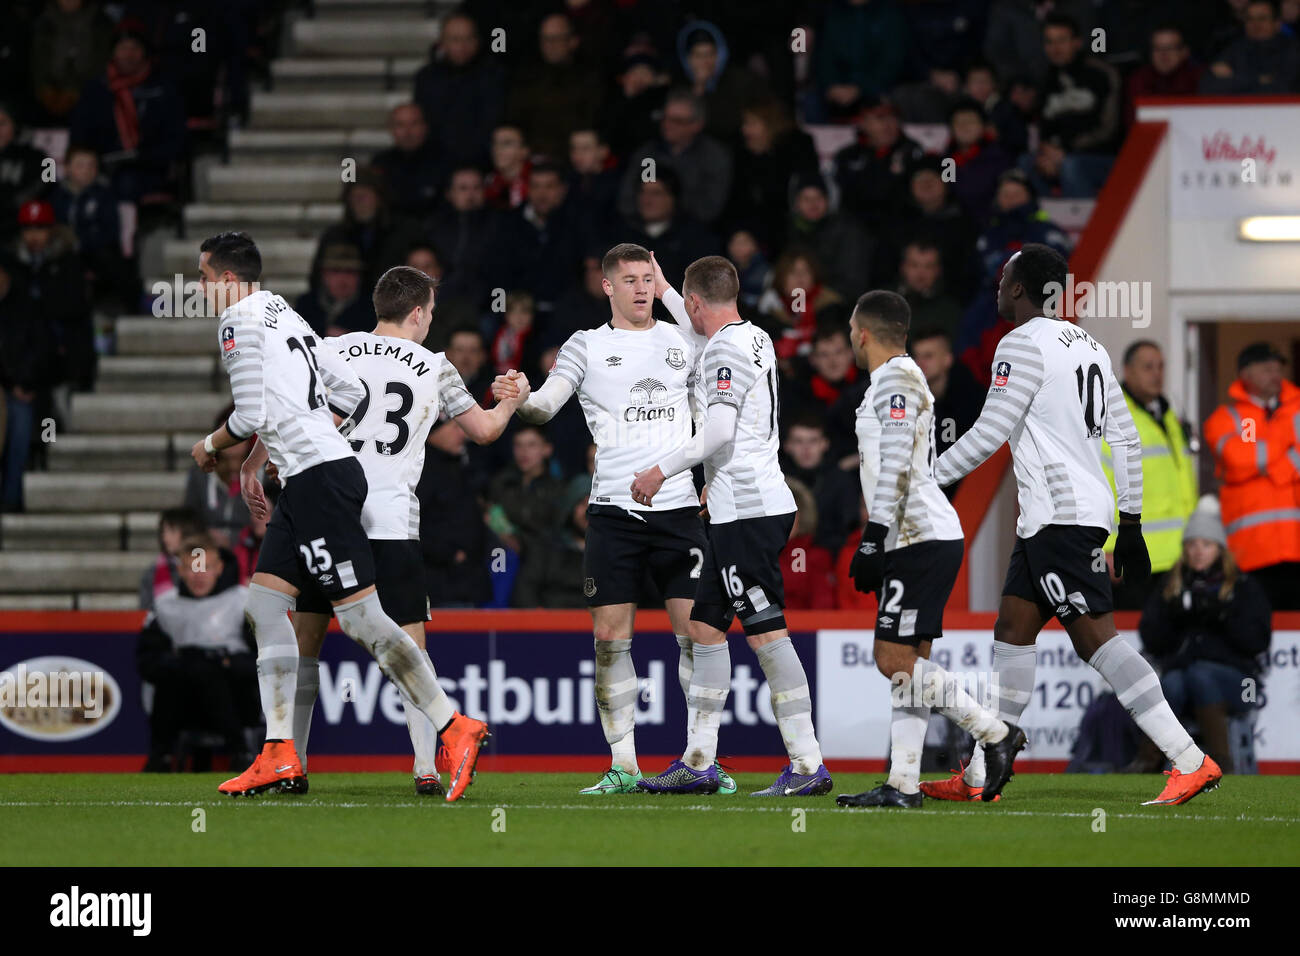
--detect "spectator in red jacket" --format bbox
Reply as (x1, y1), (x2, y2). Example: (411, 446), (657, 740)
(1125, 25), (1204, 127)
(781, 478), (836, 610)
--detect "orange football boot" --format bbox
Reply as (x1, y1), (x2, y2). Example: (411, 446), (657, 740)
(435, 744), (451, 776)
(919, 762), (1000, 802)
(218, 740), (306, 797)
(1142, 756), (1222, 806)
(441, 713), (490, 802)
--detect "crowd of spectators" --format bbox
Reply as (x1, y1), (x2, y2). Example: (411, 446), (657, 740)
(2, 2), (1296, 618)
(0, 0), (285, 509)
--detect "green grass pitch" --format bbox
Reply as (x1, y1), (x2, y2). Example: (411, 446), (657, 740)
(2, 773), (1297, 866)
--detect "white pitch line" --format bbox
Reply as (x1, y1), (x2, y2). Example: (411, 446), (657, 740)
(0, 799), (1295, 825)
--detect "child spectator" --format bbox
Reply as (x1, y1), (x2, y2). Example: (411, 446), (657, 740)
(484, 124), (532, 211)
(491, 290), (543, 381)
(781, 478), (836, 610)
(138, 507), (204, 610)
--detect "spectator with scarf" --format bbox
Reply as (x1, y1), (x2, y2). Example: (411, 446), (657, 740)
(68, 22), (186, 202)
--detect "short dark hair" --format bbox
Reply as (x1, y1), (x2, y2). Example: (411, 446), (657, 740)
(641, 163), (681, 199)
(683, 255), (739, 304)
(910, 325), (953, 350)
(1247, 0), (1279, 15)
(601, 242), (652, 277)
(947, 97), (986, 124)
(373, 265), (437, 323)
(200, 232), (261, 282)
(1043, 12), (1081, 36)
(812, 324), (850, 348)
(852, 290), (911, 347)
(1123, 339), (1161, 366)
(1008, 243), (1068, 309)
(448, 324), (484, 346)
(902, 238), (942, 260)
(664, 87), (705, 123)
(159, 507), (204, 538)
(784, 413), (827, 437)
(514, 422), (550, 443)
(65, 143), (98, 163)
(529, 159), (565, 182)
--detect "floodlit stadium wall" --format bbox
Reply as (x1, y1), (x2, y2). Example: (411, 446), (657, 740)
(3, 611), (1298, 773)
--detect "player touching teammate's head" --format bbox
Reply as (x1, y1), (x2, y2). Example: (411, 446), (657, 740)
(999, 242), (1068, 321)
(373, 265), (438, 342)
(681, 256), (739, 334)
(849, 290), (910, 368)
(682, 256), (738, 305)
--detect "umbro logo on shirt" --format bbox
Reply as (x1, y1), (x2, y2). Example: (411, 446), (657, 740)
(606, 355), (622, 367)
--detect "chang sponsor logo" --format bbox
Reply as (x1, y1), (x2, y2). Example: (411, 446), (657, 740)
(0, 657), (119, 741)
(624, 377), (675, 422)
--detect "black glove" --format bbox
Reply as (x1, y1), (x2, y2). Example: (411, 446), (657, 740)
(849, 522), (889, 595)
(1113, 513), (1151, 587)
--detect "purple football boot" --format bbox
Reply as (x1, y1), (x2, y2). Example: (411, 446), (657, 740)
(637, 759), (721, 794)
(750, 763), (833, 797)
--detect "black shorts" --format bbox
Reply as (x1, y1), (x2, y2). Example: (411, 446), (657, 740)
(1003, 524), (1113, 624)
(256, 456), (374, 603)
(691, 512), (795, 636)
(875, 538), (965, 646)
(582, 505), (708, 607)
(295, 538), (429, 625)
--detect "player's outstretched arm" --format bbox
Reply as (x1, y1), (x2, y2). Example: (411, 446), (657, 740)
(458, 369), (532, 443)
(500, 370), (573, 424)
(630, 403), (737, 506)
(934, 337), (1044, 486)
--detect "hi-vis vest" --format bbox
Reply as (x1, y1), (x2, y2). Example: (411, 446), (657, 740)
(1102, 391), (1197, 572)
(1202, 378), (1300, 572)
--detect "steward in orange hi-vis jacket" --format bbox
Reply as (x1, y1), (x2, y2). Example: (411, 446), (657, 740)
(1203, 344), (1300, 582)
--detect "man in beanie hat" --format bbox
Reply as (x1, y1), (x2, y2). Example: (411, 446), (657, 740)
(1134, 496), (1273, 772)
(1204, 342), (1300, 610)
(294, 243), (375, 337)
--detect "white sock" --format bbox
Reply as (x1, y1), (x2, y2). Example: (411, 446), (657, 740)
(245, 583), (299, 741)
(684, 641), (730, 770)
(965, 641), (1037, 787)
(755, 637), (823, 774)
(335, 591), (455, 730)
(676, 634), (693, 699)
(886, 702), (931, 794)
(914, 658), (1007, 744)
(293, 656), (319, 772)
(1089, 635), (1203, 773)
(403, 651), (443, 779)
(595, 638), (638, 773)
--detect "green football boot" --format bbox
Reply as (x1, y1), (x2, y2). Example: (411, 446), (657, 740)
(715, 761), (738, 795)
(579, 767), (644, 794)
